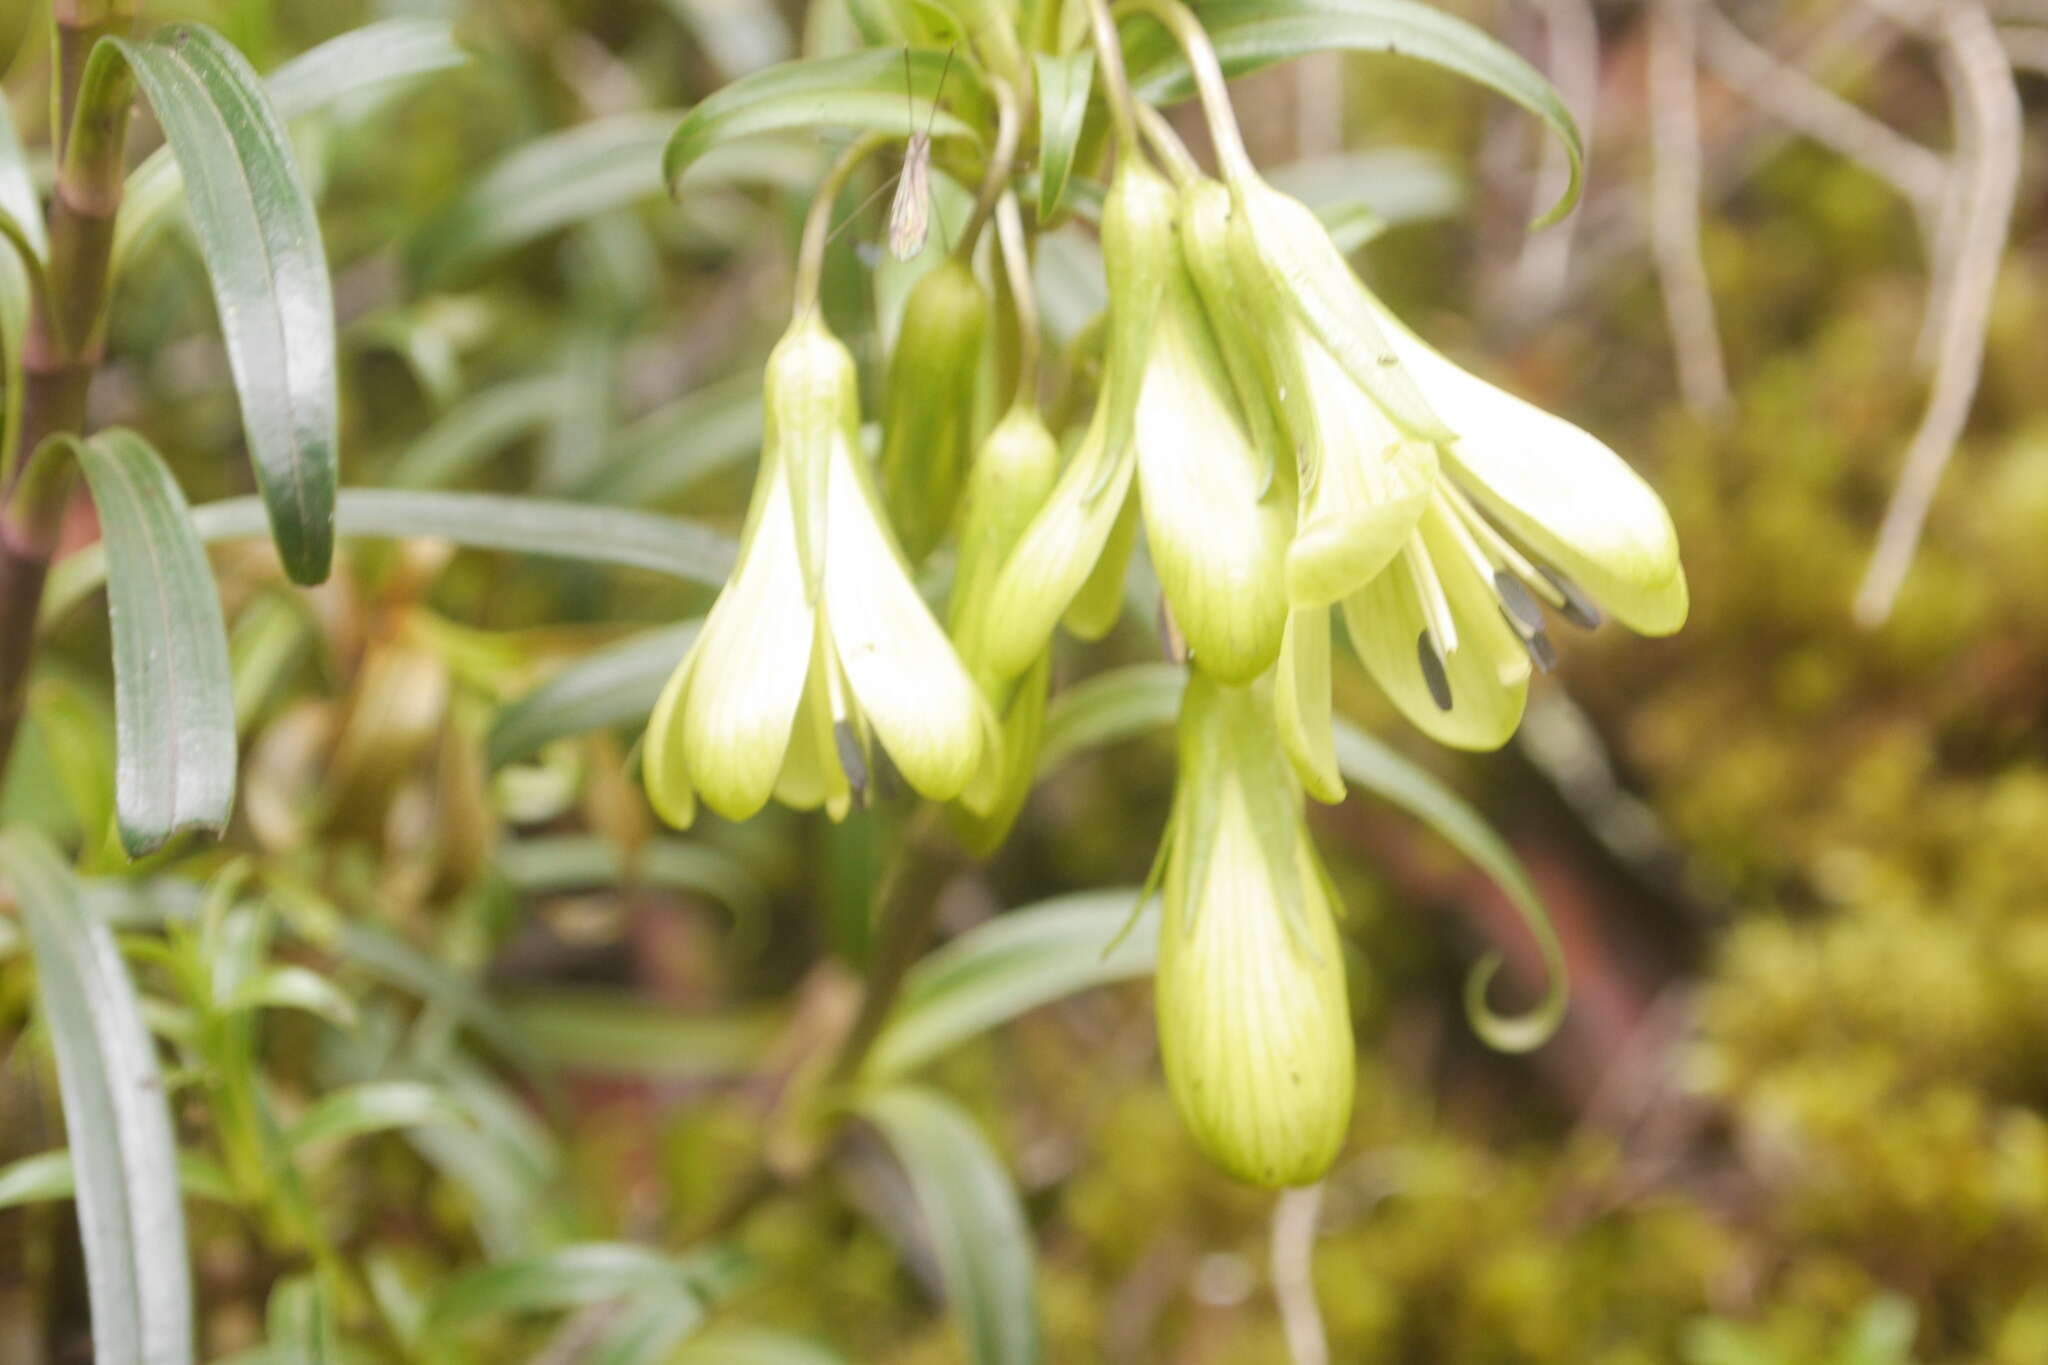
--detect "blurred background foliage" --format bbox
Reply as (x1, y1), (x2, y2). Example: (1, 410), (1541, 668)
(5, 0), (2048, 1360)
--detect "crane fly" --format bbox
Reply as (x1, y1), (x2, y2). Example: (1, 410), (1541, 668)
(886, 45), (954, 261)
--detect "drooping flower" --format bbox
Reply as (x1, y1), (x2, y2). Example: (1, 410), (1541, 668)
(1183, 167), (1686, 768)
(642, 312), (993, 827)
(1153, 673), (1355, 1188)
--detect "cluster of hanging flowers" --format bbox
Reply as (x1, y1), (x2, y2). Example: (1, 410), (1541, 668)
(644, 0), (1686, 1187)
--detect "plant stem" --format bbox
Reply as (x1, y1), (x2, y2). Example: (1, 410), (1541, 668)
(829, 806), (952, 1084)
(1116, 0), (1254, 180)
(956, 79), (1022, 263)
(0, 2), (137, 789)
(1081, 0), (1140, 156)
(790, 133), (892, 317)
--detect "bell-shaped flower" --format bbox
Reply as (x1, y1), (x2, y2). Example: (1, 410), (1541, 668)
(1334, 295), (1688, 752)
(1185, 167), (1685, 765)
(1153, 673), (1355, 1188)
(643, 313), (992, 827)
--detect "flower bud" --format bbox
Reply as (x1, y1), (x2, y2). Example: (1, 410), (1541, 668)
(879, 260), (990, 561)
(1155, 674), (1355, 1188)
(949, 405), (1062, 686)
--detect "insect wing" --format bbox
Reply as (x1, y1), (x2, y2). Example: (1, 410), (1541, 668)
(888, 133), (932, 261)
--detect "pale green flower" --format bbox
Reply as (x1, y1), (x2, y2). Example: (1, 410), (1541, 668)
(1154, 674), (1355, 1188)
(643, 314), (993, 827)
(1189, 170), (1687, 761)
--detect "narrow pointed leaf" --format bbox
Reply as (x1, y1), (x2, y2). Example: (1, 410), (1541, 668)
(108, 24), (339, 583)
(424, 1245), (732, 1338)
(0, 829), (194, 1365)
(663, 48), (982, 190)
(286, 1081), (466, 1152)
(0, 235), (27, 489)
(44, 490), (735, 625)
(1127, 0), (1583, 224)
(487, 623), (699, 768)
(115, 19), (471, 269)
(865, 890), (1155, 1080)
(857, 1087), (1040, 1365)
(1032, 50), (1093, 221)
(1332, 718), (1565, 1051)
(0, 1149), (236, 1211)
(71, 429), (236, 855)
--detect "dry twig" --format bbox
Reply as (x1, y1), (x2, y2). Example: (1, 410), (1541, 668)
(1648, 0), (1733, 413)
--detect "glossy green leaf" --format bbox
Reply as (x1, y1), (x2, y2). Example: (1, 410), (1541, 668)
(0, 829), (194, 1365)
(1126, 0), (1583, 224)
(44, 489), (736, 624)
(864, 890), (1155, 1081)
(114, 19), (470, 269)
(663, 47), (981, 191)
(408, 112), (677, 287)
(0, 93), (43, 269)
(384, 377), (579, 490)
(286, 1080), (466, 1152)
(486, 623), (698, 768)
(106, 23), (339, 583)
(857, 1087), (1039, 1365)
(494, 832), (763, 926)
(424, 1244), (731, 1338)
(500, 992), (776, 1078)
(1036, 663), (1183, 772)
(581, 372), (764, 506)
(1332, 719), (1566, 1051)
(1033, 49), (1093, 222)
(68, 429), (237, 856)
(0, 1149), (237, 1210)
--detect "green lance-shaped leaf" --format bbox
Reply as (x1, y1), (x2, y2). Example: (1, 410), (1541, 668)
(663, 47), (983, 191)
(486, 623), (699, 768)
(864, 890), (1156, 1081)
(99, 23), (339, 584)
(423, 1244), (735, 1340)
(1126, 0), (1584, 225)
(114, 18), (472, 270)
(286, 1080), (467, 1153)
(856, 1087), (1040, 1365)
(59, 429), (237, 856)
(1332, 718), (1566, 1050)
(0, 829), (195, 1365)
(674, 1329), (849, 1365)
(42, 489), (737, 625)
(0, 1149), (236, 1210)
(1033, 49), (1094, 222)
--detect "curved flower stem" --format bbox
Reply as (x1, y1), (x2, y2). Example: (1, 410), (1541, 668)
(1136, 101), (1203, 185)
(1080, 0), (1140, 156)
(993, 192), (1042, 408)
(1115, 0), (1255, 181)
(791, 132), (894, 315)
(956, 78), (1023, 261)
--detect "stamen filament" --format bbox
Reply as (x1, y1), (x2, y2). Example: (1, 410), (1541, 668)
(1404, 535), (1459, 658)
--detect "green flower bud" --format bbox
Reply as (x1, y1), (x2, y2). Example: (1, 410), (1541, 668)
(644, 313), (992, 826)
(1155, 674), (1355, 1188)
(879, 259), (990, 562)
(975, 161), (1179, 682)
(949, 405), (1062, 687)
(947, 405), (1062, 847)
